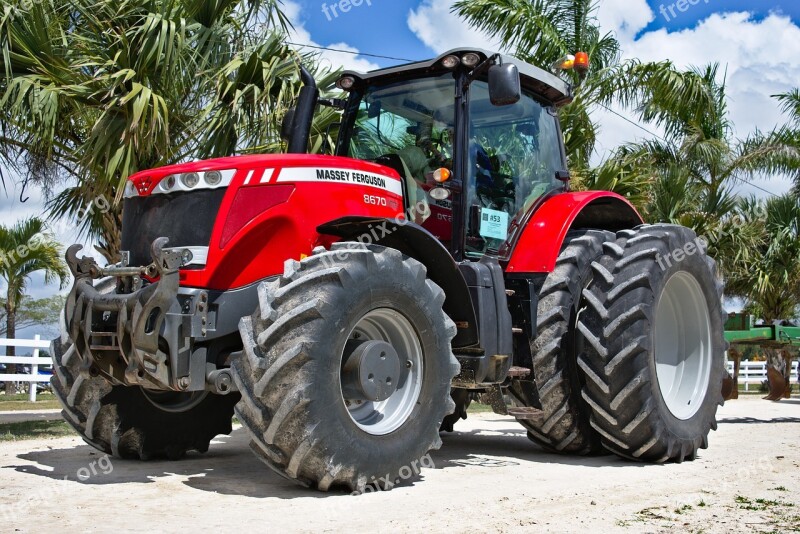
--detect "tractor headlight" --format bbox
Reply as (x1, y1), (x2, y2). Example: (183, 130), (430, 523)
(461, 53), (481, 68)
(337, 76), (356, 91)
(124, 180), (138, 198)
(163, 175), (176, 191)
(441, 55), (460, 70)
(181, 172), (200, 188)
(204, 170), (222, 186)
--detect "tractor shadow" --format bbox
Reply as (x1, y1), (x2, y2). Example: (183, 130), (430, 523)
(434, 417), (634, 471)
(6, 429), (330, 500)
(8, 416), (657, 500)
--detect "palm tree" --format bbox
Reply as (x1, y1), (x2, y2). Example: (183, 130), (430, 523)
(0, 0), (339, 262)
(597, 66), (800, 281)
(453, 0), (715, 178)
(772, 89), (800, 193)
(725, 195), (800, 322)
(0, 217), (68, 394)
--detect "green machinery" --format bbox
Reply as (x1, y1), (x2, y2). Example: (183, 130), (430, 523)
(723, 313), (798, 400)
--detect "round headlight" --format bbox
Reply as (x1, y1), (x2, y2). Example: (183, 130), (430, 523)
(441, 55), (460, 70)
(124, 180), (138, 197)
(163, 175), (176, 190)
(430, 187), (451, 201)
(204, 170), (222, 186)
(461, 53), (481, 68)
(337, 76), (356, 91)
(181, 172), (200, 188)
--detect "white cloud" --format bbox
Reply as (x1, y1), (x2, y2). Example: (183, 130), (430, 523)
(620, 12), (800, 135)
(283, 1), (381, 72)
(407, 0), (501, 54)
(595, 0), (654, 43)
(600, 10), (800, 197)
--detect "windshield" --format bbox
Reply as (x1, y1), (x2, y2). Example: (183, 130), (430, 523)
(346, 73), (455, 235)
(343, 70), (566, 257)
(465, 81), (565, 257)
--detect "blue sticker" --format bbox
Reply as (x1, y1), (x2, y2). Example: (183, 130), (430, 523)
(479, 208), (509, 241)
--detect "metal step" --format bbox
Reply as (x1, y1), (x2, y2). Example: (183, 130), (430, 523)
(507, 366), (531, 378)
(507, 406), (544, 421)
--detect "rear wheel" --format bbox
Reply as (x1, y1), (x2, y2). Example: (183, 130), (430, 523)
(576, 225), (725, 462)
(519, 230), (613, 454)
(232, 243), (459, 492)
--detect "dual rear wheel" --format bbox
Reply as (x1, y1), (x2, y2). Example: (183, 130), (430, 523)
(523, 225), (725, 462)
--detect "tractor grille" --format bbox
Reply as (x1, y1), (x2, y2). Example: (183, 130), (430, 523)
(121, 189), (226, 266)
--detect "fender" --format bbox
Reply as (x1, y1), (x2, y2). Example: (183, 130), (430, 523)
(318, 216), (478, 349)
(505, 191), (643, 274)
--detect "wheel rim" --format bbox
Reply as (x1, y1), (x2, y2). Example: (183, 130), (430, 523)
(654, 272), (712, 420)
(341, 308), (423, 435)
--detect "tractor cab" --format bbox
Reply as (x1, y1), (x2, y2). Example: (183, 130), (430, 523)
(297, 49), (573, 261)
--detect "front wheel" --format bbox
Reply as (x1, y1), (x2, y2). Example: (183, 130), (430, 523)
(576, 225), (726, 462)
(51, 278), (239, 460)
(232, 243), (459, 492)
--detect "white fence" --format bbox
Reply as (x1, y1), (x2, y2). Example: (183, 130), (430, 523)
(728, 359), (800, 391)
(0, 336), (52, 402)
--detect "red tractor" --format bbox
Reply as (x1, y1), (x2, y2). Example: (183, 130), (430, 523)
(53, 49), (726, 492)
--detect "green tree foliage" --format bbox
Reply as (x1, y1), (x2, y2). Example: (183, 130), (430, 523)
(0, 294), (65, 338)
(0, 217), (67, 393)
(725, 195), (800, 322)
(0, 0), (340, 261)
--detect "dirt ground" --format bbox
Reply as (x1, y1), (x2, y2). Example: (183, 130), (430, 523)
(0, 396), (798, 533)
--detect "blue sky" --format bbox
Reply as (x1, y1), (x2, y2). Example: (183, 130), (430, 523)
(296, 0), (424, 66)
(290, 0), (800, 68)
(642, 0), (800, 33)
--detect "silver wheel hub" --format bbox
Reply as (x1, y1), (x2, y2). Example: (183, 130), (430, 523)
(340, 308), (423, 435)
(654, 272), (712, 420)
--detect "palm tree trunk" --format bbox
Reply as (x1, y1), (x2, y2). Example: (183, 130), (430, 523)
(4, 304), (15, 395)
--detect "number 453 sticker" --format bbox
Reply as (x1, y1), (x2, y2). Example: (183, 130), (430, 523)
(479, 207), (509, 241)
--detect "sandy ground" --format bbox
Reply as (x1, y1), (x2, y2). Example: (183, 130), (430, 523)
(0, 396), (798, 533)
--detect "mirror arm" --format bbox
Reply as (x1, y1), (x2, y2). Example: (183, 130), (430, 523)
(464, 53), (501, 88)
(319, 98), (347, 110)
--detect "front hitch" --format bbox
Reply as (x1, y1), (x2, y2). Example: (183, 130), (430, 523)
(64, 238), (187, 391)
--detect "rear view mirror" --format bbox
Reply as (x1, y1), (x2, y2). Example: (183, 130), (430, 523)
(488, 63), (521, 106)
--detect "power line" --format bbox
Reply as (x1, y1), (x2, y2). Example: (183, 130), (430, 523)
(597, 102), (667, 142)
(284, 41), (414, 63)
(597, 103), (779, 198)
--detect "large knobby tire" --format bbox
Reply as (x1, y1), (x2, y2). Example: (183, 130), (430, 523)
(520, 230), (613, 454)
(50, 279), (239, 460)
(232, 243), (459, 492)
(576, 225), (726, 463)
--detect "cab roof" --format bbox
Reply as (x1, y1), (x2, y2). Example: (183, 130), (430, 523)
(341, 48), (573, 107)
